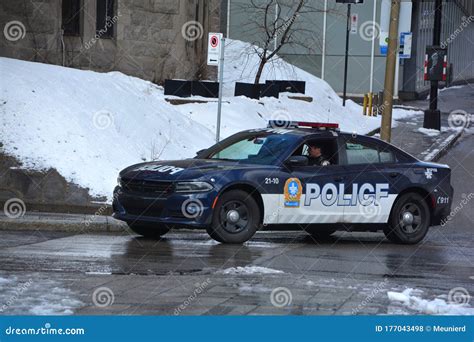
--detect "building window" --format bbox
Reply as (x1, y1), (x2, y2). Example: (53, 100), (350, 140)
(62, 0), (81, 36)
(96, 0), (116, 38)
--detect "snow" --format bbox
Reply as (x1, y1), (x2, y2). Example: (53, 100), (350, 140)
(387, 289), (474, 315)
(417, 128), (441, 137)
(0, 39), (421, 199)
(216, 266), (284, 275)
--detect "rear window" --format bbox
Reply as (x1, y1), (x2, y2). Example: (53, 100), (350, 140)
(345, 142), (395, 165)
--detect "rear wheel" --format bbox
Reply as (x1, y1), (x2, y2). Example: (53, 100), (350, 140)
(127, 223), (170, 239)
(207, 190), (261, 244)
(383, 193), (430, 244)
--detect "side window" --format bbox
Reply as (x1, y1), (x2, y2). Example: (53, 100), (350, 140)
(62, 0), (82, 36)
(345, 141), (395, 165)
(96, 0), (116, 38)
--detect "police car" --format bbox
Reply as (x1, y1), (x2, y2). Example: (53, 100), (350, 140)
(113, 121), (453, 244)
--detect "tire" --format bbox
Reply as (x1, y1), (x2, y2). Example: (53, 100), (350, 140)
(306, 228), (336, 241)
(383, 193), (431, 244)
(207, 190), (261, 244)
(127, 222), (170, 239)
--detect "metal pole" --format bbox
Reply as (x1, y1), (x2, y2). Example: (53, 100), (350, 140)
(321, 0), (328, 80)
(274, 3), (279, 51)
(394, 54), (400, 98)
(342, 4), (351, 107)
(369, 0), (377, 93)
(216, 38), (226, 143)
(380, 0), (401, 143)
(424, 0), (442, 130)
(226, 0), (231, 38)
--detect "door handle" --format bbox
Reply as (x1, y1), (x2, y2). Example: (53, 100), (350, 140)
(389, 172), (399, 178)
(334, 176), (344, 182)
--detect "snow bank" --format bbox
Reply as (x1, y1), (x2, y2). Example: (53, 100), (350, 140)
(0, 39), (420, 199)
(388, 289), (474, 315)
(0, 57), (214, 198)
(216, 266), (284, 275)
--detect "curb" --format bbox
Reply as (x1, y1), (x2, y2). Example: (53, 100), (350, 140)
(0, 215), (127, 233)
(422, 129), (464, 162)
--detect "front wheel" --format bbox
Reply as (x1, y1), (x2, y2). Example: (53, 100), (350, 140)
(207, 190), (261, 244)
(383, 193), (430, 244)
(127, 223), (170, 239)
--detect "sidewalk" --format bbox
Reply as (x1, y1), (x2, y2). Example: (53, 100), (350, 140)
(388, 84), (473, 161)
(0, 211), (127, 233)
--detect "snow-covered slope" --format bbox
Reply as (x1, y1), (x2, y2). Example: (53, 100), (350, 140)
(0, 39), (419, 199)
(0, 58), (214, 198)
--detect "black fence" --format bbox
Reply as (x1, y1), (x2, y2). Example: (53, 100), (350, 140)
(235, 80), (306, 99)
(164, 80), (219, 98)
(165, 79), (306, 100)
(265, 80), (306, 94)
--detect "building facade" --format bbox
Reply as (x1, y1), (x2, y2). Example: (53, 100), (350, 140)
(0, 0), (223, 83)
(228, 0), (474, 99)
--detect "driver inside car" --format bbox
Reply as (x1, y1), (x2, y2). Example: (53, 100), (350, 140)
(307, 143), (330, 166)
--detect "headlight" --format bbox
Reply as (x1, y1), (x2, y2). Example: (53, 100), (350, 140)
(117, 176), (122, 187)
(175, 181), (213, 193)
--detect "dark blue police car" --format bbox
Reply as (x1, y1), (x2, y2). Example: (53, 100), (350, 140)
(113, 121), (453, 244)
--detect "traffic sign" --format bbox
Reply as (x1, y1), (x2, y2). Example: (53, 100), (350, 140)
(399, 32), (412, 59)
(207, 33), (223, 66)
(350, 13), (359, 34)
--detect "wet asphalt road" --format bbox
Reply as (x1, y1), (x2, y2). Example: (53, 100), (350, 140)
(0, 136), (473, 316)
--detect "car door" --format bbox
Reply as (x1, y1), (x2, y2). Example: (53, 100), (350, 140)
(340, 136), (401, 224)
(277, 137), (347, 224)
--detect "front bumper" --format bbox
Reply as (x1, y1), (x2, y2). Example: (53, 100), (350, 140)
(112, 186), (216, 229)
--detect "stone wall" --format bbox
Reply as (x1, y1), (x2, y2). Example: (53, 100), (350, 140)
(0, 151), (103, 213)
(0, 0), (223, 83)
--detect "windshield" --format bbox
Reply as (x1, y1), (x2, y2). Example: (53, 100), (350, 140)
(208, 132), (298, 165)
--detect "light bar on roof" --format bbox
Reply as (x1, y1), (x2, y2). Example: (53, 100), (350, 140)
(268, 120), (339, 129)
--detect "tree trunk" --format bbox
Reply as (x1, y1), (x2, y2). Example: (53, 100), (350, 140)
(254, 58), (267, 84)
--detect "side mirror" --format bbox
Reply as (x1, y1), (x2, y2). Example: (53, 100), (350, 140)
(195, 149), (206, 158)
(285, 155), (308, 168)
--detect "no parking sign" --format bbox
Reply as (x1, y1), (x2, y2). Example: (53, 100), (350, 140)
(207, 33), (222, 66)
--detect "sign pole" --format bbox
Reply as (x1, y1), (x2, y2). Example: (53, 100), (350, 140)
(216, 38), (226, 143)
(342, 3), (351, 106)
(423, 0), (442, 130)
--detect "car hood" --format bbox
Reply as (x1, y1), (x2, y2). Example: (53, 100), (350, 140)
(119, 159), (270, 181)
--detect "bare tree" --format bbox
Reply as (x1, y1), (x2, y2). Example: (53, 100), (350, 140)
(237, 0), (335, 84)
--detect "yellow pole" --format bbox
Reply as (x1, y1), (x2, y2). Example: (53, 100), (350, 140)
(368, 92), (373, 116)
(363, 94), (368, 116)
